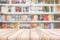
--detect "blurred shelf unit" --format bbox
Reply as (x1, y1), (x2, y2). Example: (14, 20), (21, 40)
(0, 0), (60, 29)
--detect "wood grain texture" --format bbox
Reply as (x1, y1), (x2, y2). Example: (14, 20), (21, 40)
(0, 29), (60, 40)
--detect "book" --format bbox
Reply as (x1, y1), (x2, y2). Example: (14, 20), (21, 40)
(0, 23), (2, 28)
(58, 0), (60, 4)
(30, 24), (35, 29)
(11, 6), (15, 12)
(31, 15), (34, 21)
(22, 15), (27, 21)
(7, 23), (11, 28)
(44, 15), (48, 21)
(44, 23), (50, 29)
(48, 15), (52, 21)
(57, 6), (60, 12)
(15, 6), (22, 12)
(43, 6), (49, 12)
(31, 0), (36, 4)
(0, 14), (5, 21)
(36, 23), (44, 29)
(10, 15), (16, 21)
(26, 0), (31, 4)
(18, 15), (22, 21)
(40, 15), (44, 21)
(23, 6), (29, 12)
(1, 23), (8, 29)
(38, 15), (44, 21)
(36, 0), (42, 4)
(50, 23), (55, 29)
(51, 6), (53, 12)
(0, 6), (1, 12)
(55, 0), (59, 4)
(15, 15), (19, 21)
(1, 6), (8, 12)
(38, 15), (40, 21)
(8, 6), (11, 12)
(54, 14), (60, 21)
(35, 6), (43, 12)
(34, 15), (38, 21)
(20, 0), (26, 4)
(50, 0), (54, 4)
(42, 0), (45, 4)
(45, 0), (50, 4)
(5, 14), (10, 21)
(30, 6), (35, 12)
(21, 23), (30, 29)
(26, 15), (31, 21)
(10, 23), (18, 29)
(12, 0), (20, 4)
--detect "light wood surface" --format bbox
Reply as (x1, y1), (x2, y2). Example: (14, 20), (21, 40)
(0, 29), (60, 40)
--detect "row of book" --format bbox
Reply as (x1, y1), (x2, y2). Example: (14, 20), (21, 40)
(0, 22), (55, 29)
(0, 6), (60, 12)
(0, 14), (53, 21)
(0, 0), (60, 4)
(0, 6), (29, 12)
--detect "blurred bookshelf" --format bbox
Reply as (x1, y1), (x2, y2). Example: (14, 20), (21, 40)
(0, 0), (60, 29)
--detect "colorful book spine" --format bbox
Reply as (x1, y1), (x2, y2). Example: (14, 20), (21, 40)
(26, 15), (31, 21)
(30, 24), (35, 29)
(10, 23), (18, 29)
(2, 23), (8, 29)
(23, 6), (29, 12)
(50, 23), (55, 29)
(34, 15), (38, 21)
(20, 0), (26, 4)
(8, 6), (11, 12)
(40, 15), (44, 21)
(38, 15), (40, 21)
(31, 0), (36, 4)
(15, 6), (21, 12)
(50, 0), (54, 4)
(48, 15), (52, 21)
(22, 15), (26, 21)
(44, 15), (48, 21)
(57, 6), (60, 12)
(37, 0), (42, 4)
(31, 15), (34, 21)
(11, 6), (15, 12)
(18, 15), (22, 21)
(44, 6), (49, 12)
(42, 0), (45, 4)
(5, 14), (10, 21)
(45, 0), (50, 4)
(58, 0), (60, 4)
(26, 0), (31, 4)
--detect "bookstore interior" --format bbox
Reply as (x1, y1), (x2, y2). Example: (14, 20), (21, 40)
(0, 0), (60, 29)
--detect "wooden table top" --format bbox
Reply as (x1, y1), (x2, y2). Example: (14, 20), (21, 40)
(0, 29), (60, 40)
